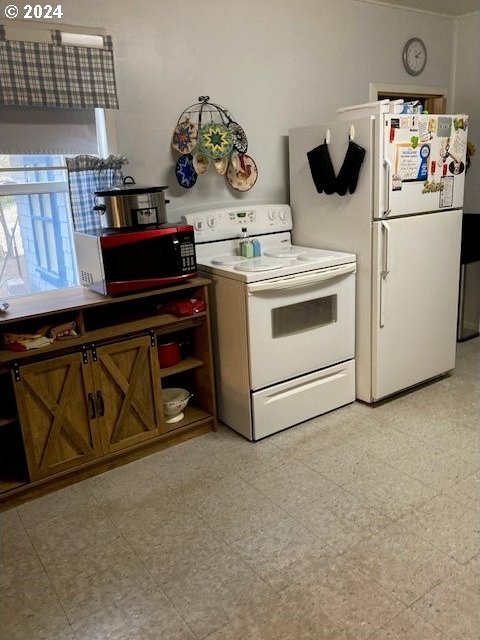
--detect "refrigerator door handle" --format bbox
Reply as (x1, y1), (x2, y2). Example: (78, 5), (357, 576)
(380, 221), (390, 327)
(383, 158), (392, 216)
(381, 221), (390, 275)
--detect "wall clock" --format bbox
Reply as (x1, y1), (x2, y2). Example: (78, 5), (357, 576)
(403, 37), (427, 76)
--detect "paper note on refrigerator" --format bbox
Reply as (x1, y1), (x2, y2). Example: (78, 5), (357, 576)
(448, 127), (467, 163)
(395, 143), (430, 182)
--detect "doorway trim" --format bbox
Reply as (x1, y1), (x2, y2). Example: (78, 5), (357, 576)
(369, 82), (449, 104)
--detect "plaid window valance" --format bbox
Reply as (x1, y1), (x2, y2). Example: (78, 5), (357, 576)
(0, 25), (119, 109)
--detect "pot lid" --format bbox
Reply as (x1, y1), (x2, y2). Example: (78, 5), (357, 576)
(95, 176), (168, 197)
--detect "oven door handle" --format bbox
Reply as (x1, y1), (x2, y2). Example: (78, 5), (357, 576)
(247, 263), (356, 294)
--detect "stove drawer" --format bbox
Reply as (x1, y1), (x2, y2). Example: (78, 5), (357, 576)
(251, 359), (355, 440)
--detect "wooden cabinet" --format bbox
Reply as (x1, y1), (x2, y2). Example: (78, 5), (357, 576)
(0, 278), (216, 505)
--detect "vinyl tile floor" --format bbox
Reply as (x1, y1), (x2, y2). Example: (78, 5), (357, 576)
(1, 339), (479, 640)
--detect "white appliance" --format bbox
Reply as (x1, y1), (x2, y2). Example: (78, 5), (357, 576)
(181, 205), (356, 441)
(289, 100), (468, 402)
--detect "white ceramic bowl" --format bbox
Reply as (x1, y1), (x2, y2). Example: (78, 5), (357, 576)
(163, 387), (192, 423)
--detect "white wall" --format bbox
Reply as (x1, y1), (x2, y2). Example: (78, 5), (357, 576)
(453, 12), (480, 214)
(57, 0), (455, 218)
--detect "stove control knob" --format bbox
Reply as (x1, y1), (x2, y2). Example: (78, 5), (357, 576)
(268, 209), (277, 221)
(207, 217), (217, 228)
(279, 209), (287, 221)
(194, 219), (203, 231)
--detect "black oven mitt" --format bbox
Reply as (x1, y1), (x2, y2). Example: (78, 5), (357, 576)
(335, 141), (366, 196)
(307, 143), (337, 195)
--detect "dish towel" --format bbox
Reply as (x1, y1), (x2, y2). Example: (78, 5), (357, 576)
(335, 141), (366, 196)
(306, 143), (337, 195)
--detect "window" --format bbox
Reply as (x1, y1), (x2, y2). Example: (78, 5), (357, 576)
(0, 110), (110, 298)
(0, 23), (119, 299)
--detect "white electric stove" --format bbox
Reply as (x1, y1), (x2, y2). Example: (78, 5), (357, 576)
(181, 204), (357, 441)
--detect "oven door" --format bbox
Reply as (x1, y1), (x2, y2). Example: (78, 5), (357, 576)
(246, 263), (356, 390)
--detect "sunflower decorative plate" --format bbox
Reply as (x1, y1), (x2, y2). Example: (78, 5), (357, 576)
(172, 119), (198, 155)
(197, 123), (234, 159)
(175, 154), (197, 189)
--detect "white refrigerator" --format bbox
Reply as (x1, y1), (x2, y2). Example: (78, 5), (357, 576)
(289, 100), (469, 402)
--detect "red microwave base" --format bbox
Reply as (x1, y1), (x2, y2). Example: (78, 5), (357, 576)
(105, 272), (197, 296)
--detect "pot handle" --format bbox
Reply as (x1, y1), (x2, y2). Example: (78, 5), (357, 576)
(93, 195), (106, 214)
(123, 175), (136, 185)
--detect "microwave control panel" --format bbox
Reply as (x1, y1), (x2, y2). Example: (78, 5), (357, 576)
(180, 240), (196, 272)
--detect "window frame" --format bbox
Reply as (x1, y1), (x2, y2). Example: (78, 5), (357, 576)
(0, 108), (117, 300)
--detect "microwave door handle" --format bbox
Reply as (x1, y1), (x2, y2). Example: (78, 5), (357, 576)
(247, 263), (356, 294)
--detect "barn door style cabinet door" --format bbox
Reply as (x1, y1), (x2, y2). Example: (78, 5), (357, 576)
(92, 336), (163, 454)
(13, 352), (102, 481)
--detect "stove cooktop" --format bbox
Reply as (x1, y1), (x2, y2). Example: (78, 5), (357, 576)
(197, 241), (356, 283)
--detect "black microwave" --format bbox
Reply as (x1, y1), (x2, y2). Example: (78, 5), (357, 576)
(74, 224), (197, 295)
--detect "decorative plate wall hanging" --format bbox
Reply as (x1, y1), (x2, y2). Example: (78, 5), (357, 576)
(172, 119), (198, 155)
(175, 154), (197, 189)
(171, 96), (257, 191)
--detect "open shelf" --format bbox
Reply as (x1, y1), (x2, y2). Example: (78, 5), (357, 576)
(162, 404), (211, 433)
(159, 356), (204, 378)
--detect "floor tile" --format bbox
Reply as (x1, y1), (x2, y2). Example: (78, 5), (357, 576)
(0, 569), (70, 640)
(298, 440), (390, 488)
(351, 425), (422, 463)
(245, 459), (344, 513)
(399, 494), (480, 563)
(25, 500), (118, 568)
(0, 508), (44, 587)
(72, 586), (195, 640)
(269, 405), (370, 457)
(343, 464), (437, 519)
(162, 544), (273, 638)
(391, 443), (478, 490)
(290, 488), (393, 552)
(342, 522), (461, 604)
(412, 562), (480, 639)
(432, 426), (480, 466)
(45, 535), (155, 625)
(17, 482), (99, 529)
(368, 608), (451, 639)
(280, 557), (403, 639)
(230, 511), (339, 590)
(124, 512), (227, 586)
(203, 598), (320, 640)
(443, 471), (480, 511)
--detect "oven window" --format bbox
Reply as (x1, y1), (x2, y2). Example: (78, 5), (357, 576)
(271, 295), (337, 337)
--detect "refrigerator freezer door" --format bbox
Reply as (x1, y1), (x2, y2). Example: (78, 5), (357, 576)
(380, 114), (468, 218)
(371, 209), (462, 401)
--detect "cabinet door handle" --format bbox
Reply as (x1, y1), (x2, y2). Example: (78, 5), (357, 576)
(87, 393), (97, 419)
(96, 390), (105, 417)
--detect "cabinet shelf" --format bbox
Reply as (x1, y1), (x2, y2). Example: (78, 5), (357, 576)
(0, 416), (17, 428)
(163, 404), (212, 431)
(159, 356), (204, 378)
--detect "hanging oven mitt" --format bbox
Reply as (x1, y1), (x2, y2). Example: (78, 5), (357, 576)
(335, 141), (366, 196)
(306, 142), (337, 195)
